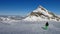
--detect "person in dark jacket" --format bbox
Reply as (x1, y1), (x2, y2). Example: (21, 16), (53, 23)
(45, 22), (49, 29)
(46, 22), (49, 26)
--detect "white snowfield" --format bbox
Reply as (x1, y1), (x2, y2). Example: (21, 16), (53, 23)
(0, 20), (60, 34)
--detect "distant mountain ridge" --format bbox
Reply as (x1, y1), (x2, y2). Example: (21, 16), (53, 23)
(24, 5), (60, 21)
(0, 15), (26, 23)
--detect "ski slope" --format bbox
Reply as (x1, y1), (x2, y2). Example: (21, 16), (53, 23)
(0, 21), (60, 34)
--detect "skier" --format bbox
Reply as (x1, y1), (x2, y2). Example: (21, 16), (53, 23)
(45, 22), (49, 29)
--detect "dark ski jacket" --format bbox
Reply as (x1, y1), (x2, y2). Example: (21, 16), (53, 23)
(45, 22), (49, 26)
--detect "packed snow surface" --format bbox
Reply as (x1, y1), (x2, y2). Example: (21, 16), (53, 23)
(0, 20), (60, 34)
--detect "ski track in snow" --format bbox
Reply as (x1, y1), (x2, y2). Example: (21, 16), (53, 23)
(0, 21), (60, 34)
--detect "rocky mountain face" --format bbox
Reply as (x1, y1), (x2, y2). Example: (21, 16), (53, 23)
(24, 5), (60, 21)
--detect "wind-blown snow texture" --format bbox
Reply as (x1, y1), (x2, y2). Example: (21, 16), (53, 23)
(0, 20), (60, 34)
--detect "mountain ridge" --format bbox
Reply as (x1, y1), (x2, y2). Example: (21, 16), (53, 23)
(24, 5), (60, 21)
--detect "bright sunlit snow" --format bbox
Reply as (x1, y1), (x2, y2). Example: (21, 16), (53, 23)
(24, 6), (60, 21)
(0, 20), (60, 34)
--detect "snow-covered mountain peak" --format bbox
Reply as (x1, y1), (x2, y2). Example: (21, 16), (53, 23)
(24, 5), (60, 21)
(33, 5), (48, 13)
(38, 5), (47, 11)
(32, 5), (53, 17)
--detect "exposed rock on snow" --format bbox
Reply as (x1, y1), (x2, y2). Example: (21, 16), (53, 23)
(24, 5), (60, 21)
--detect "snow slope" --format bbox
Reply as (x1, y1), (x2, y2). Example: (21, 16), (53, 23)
(0, 21), (60, 34)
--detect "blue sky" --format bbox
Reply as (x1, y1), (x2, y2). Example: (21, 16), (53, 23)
(0, 0), (60, 16)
